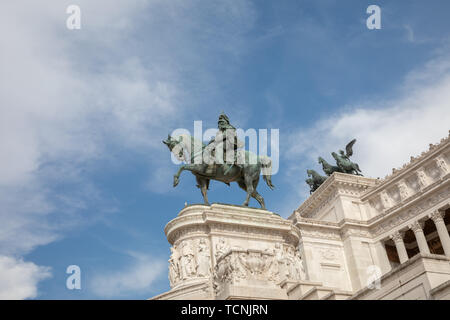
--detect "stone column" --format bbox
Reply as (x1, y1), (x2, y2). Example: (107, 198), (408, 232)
(429, 210), (450, 257)
(374, 240), (391, 274)
(390, 231), (408, 264)
(409, 221), (430, 255)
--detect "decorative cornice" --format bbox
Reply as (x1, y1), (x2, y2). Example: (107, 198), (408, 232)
(165, 203), (300, 246)
(369, 181), (450, 237)
(429, 210), (446, 224)
(292, 173), (379, 220)
(361, 131), (450, 201)
(409, 220), (425, 233)
(390, 230), (404, 242)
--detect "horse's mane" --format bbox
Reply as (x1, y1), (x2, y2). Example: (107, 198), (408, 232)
(174, 134), (205, 155)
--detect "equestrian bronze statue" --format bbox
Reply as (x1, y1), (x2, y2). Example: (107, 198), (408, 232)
(163, 113), (274, 209)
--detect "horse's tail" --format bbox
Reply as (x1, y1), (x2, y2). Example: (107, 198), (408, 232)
(260, 156), (275, 190)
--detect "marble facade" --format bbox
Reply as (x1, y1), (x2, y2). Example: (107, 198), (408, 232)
(152, 131), (450, 300)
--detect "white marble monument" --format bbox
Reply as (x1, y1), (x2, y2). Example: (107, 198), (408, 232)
(152, 131), (450, 300)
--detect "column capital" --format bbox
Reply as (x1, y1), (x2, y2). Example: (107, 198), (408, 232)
(429, 210), (445, 224)
(409, 220), (425, 233)
(390, 230), (405, 242)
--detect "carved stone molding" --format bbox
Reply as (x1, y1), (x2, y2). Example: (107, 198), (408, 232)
(340, 226), (372, 239)
(294, 173), (379, 220)
(164, 204), (304, 296)
(429, 210), (445, 224)
(409, 220), (425, 233)
(397, 180), (411, 201)
(436, 156), (449, 175)
(371, 184), (450, 237)
(416, 169), (430, 190)
(213, 245), (305, 296)
(168, 237), (214, 288)
(299, 227), (341, 241)
(380, 190), (393, 210)
(390, 231), (405, 242)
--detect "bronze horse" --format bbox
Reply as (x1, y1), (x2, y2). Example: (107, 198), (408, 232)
(163, 134), (274, 209)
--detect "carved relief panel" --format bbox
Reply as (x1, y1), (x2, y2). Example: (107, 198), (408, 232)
(168, 237), (212, 288)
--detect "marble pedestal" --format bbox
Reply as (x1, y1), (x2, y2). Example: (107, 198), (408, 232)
(151, 203), (305, 300)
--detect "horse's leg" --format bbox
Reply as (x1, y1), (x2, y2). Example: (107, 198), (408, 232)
(250, 175), (266, 209)
(242, 167), (259, 207)
(236, 178), (248, 203)
(236, 177), (253, 206)
(196, 176), (210, 206)
(173, 165), (186, 187)
(354, 164), (363, 175)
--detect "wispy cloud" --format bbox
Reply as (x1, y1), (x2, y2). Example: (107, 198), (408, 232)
(0, 0), (256, 298)
(284, 51), (450, 206)
(90, 253), (165, 298)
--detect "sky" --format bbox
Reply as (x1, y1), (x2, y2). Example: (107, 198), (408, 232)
(0, 0), (450, 299)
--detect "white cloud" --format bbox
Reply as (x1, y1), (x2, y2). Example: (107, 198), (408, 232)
(0, 255), (51, 300)
(285, 52), (450, 204)
(0, 0), (256, 297)
(90, 253), (165, 298)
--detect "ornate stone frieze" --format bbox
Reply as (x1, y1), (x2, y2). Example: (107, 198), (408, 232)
(213, 244), (305, 295)
(163, 204), (305, 297)
(397, 180), (411, 201)
(340, 226), (372, 239)
(362, 134), (449, 216)
(380, 190), (394, 210)
(371, 184), (450, 237)
(435, 156), (449, 175)
(299, 227), (341, 241)
(416, 168), (430, 190)
(168, 237), (213, 288)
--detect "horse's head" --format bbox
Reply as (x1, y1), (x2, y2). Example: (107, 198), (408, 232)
(306, 169), (313, 177)
(162, 135), (185, 161)
(318, 157), (324, 164)
(331, 152), (339, 161)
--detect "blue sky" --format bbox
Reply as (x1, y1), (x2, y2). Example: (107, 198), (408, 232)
(1, 0), (450, 299)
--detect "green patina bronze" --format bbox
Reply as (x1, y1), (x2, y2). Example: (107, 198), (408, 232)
(163, 113), (274, 209)
(318, 156), (343, 176)
(305, 169), (328, 194)
(306, 139), (363, 194)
